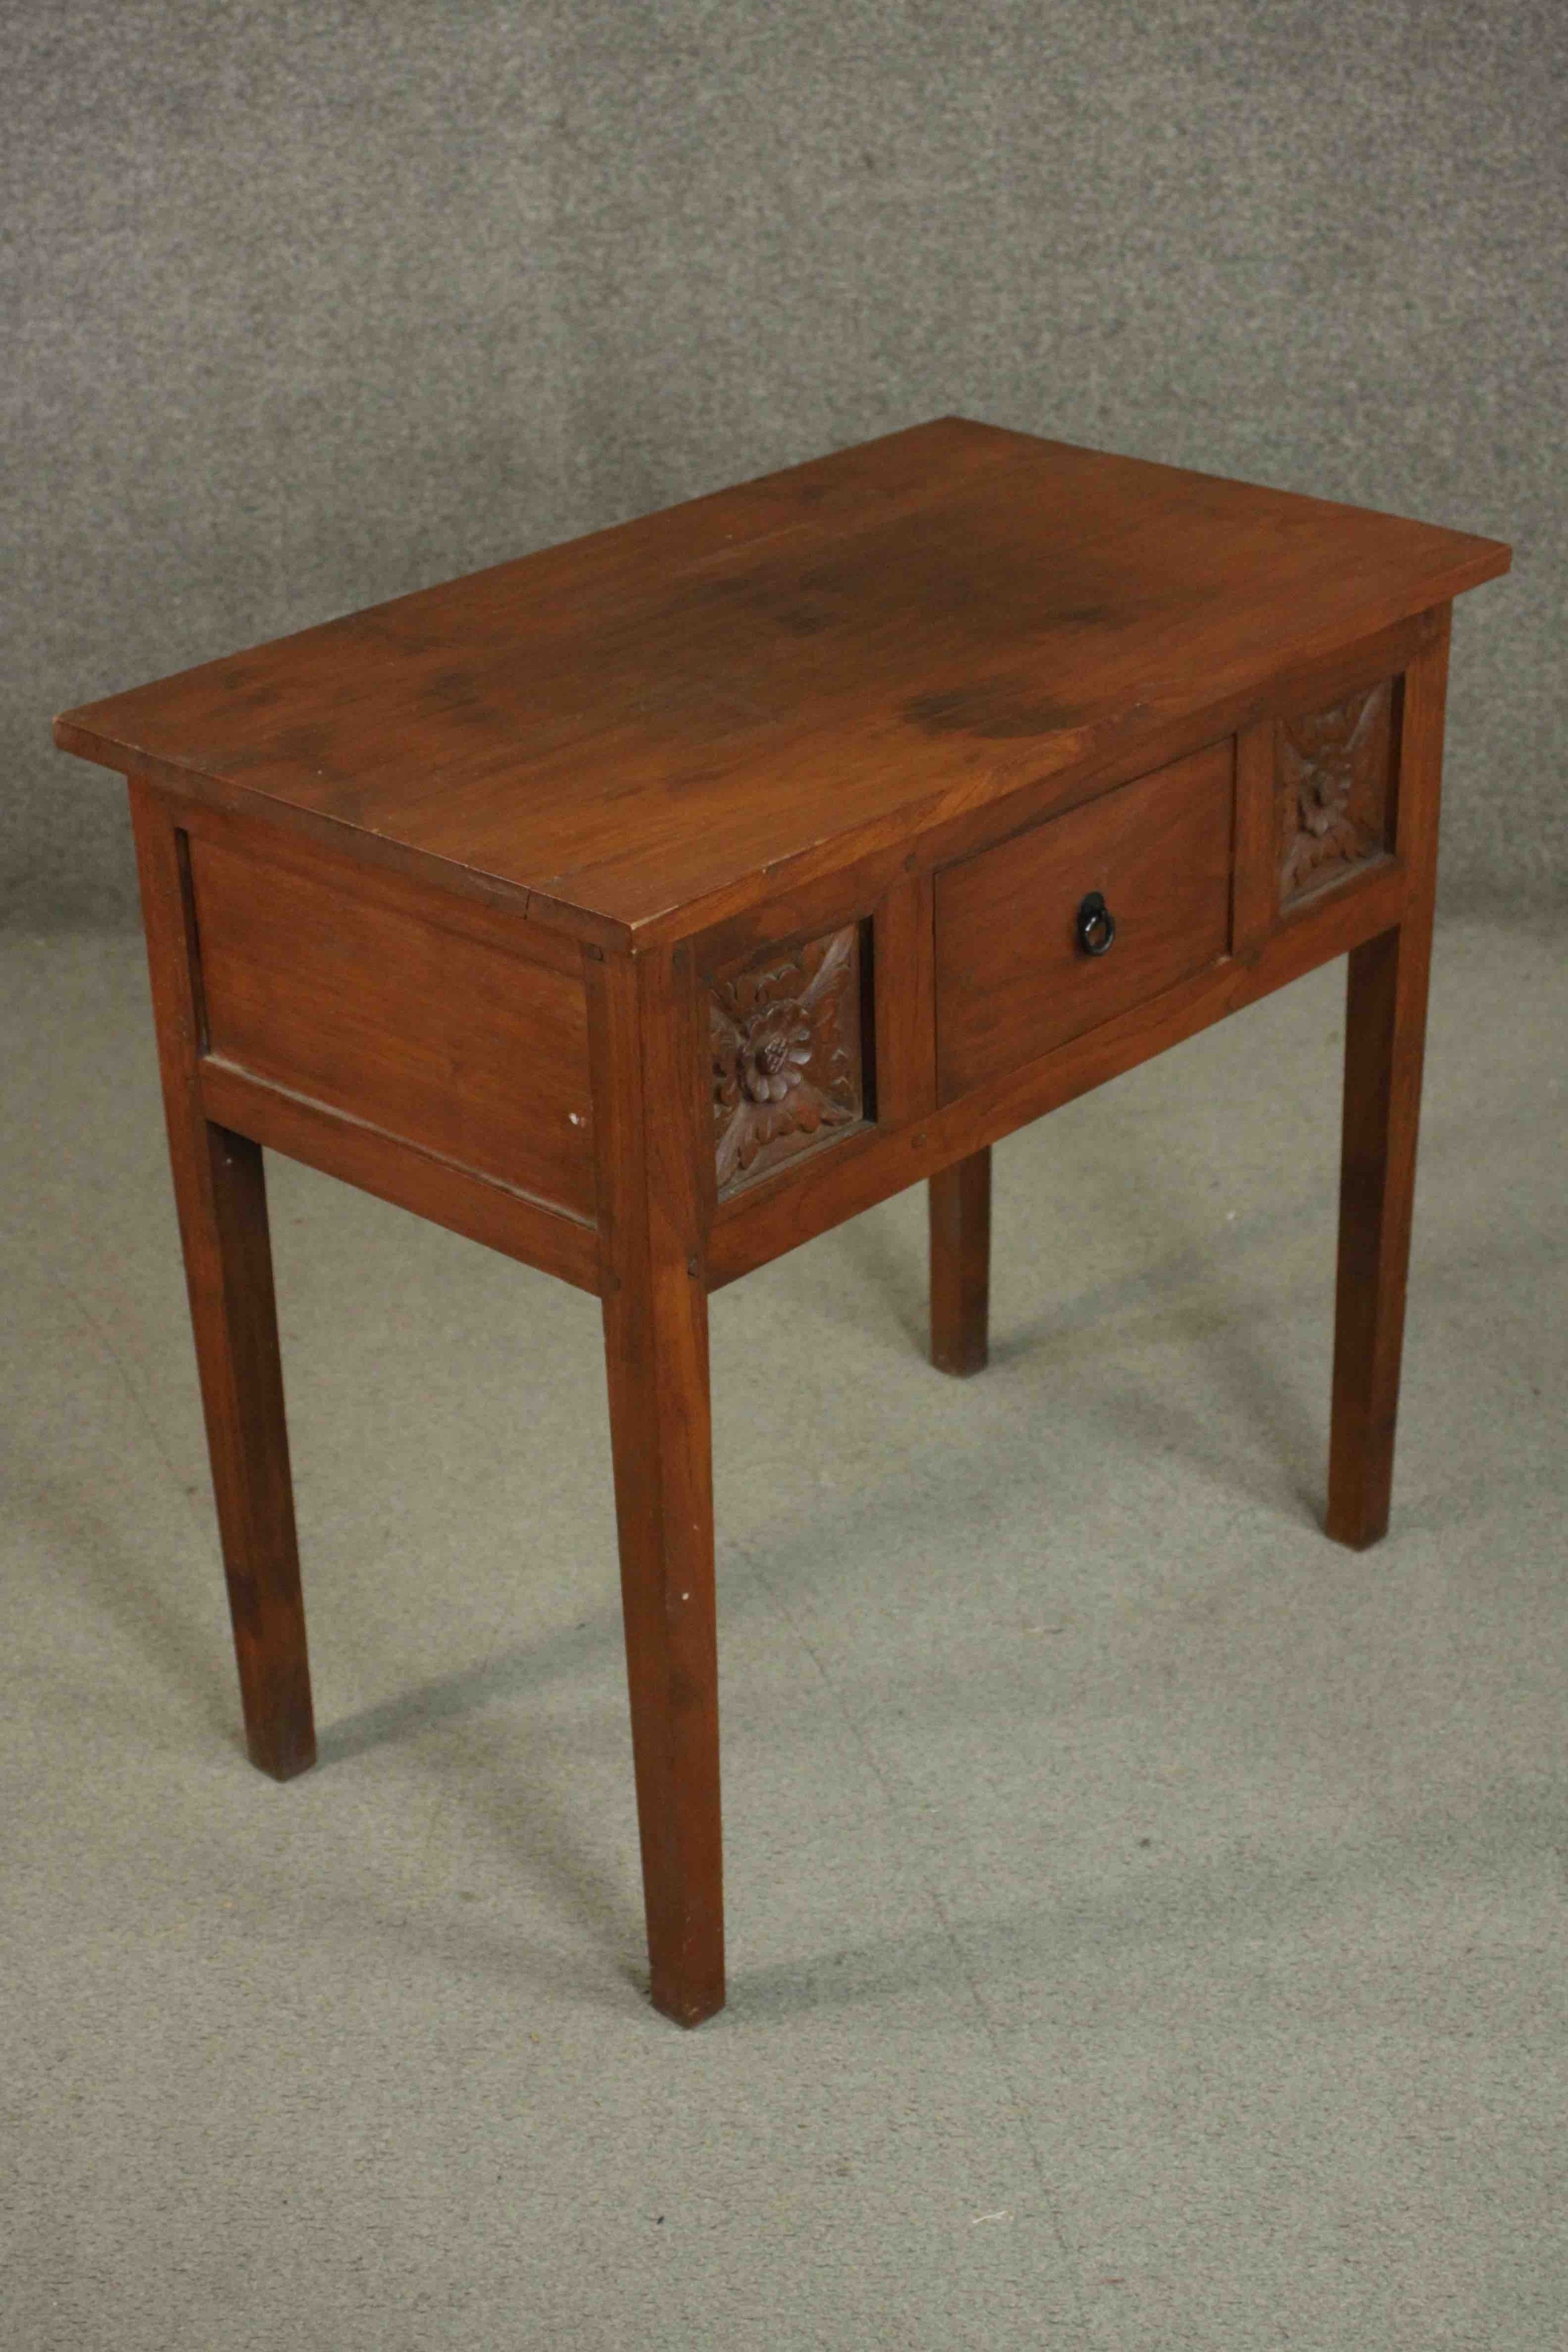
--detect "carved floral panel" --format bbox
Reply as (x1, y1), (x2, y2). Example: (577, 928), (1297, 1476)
(1276, 680), (1393, 907)
(709, 924), (866, 1199)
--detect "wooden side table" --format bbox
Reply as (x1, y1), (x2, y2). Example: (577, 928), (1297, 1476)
(56, 420), (1510, 2025)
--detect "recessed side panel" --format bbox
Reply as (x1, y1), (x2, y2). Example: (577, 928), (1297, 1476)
(707, 922), (869, 1200)
(188, 834), (596, 1217)
(1276, 679), (1395, 909)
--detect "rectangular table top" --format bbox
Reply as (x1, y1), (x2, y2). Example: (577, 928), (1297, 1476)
(56, 417), (1509, 951)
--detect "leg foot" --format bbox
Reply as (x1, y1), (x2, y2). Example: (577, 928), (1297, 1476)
(930, 1147), (991, 1377)
(1325, 926), (1429, 1550)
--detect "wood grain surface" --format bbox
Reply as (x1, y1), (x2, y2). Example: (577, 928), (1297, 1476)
(1326, 617), (1451, 1548)
(56, 420), (1509, 951)
(708, 853), (1414, 1290)
(589, 945), (725, 2025)
(128, 779), (316, 1781)
(929, 1148), (992, 1377)
(63, 425), (1509, 2026)
(935, 739), (1234, 1101)
(189, 831), (596, 1216)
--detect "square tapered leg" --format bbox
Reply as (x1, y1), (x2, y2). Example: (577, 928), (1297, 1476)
(129, 778), (315, 1779)
(590, 947), (724, 2025)
(1325, 623), (1449, 1550)
(929, 1147), (992, 1377)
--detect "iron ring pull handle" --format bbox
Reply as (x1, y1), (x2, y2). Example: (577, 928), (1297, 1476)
(1075, 890), (1117, 957)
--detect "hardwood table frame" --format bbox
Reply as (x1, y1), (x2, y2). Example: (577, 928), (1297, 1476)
(56, 421), (1510, 2026)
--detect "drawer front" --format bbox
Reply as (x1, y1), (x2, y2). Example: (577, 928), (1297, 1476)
(935, 740), (1234, 1103)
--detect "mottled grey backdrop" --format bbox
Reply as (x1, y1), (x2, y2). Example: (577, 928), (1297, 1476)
(5, 0), (1563, 923)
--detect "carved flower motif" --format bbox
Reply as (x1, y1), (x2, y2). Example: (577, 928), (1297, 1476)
(1279, 686), (1386, 897)
(711, 929), (858, 1192)
(735, 1004), (813, 1105)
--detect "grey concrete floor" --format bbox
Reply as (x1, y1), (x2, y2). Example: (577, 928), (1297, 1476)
(2, 916), (1564, 2351)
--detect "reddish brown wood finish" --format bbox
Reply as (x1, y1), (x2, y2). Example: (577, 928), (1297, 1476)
(189, 832), (595, 1217)
(128, 778), (315, 1779)
(930, 1148), (992, 1376)
(171, 791), (586, 975)
(709, 923), (867, 1197)
(588, 946), (724, 2026)
(57, 426), (1511, 2027)
(707, 852), (1416, 1290)
(655, 604), (1446, 989)
(55, 422), (1508, 954)
(1232, 723), (1279, 958)
(197, 1058), (599, 1293)
(871, 872), (938, 1128)
(1278, 680), (1394, 906)
(935, 739), (1234, 1101)
(1326, 618), (1450, 1548)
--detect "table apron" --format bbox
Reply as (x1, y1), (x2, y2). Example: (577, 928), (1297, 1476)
(707, 854), (1409, 1290)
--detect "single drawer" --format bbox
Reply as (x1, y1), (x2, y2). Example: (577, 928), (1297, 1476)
(935, 740), (1234, 1103)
